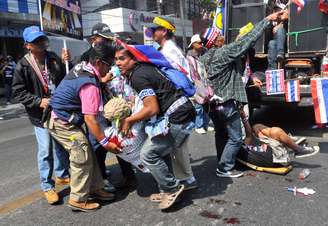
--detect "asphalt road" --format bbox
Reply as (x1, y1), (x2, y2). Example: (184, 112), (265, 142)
(0, 105), (327, 226)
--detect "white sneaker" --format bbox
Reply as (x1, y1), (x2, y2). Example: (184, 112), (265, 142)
(195, 128), (206, 134)
(207, 126), (215, 132)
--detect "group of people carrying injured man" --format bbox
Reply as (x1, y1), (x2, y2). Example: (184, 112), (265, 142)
(11, 5), (319, 213)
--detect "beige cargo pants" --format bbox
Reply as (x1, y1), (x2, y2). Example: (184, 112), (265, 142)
(45, 117), (104, 202)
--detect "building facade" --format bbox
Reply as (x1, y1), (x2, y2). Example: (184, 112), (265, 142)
(81, 0), (204, 46)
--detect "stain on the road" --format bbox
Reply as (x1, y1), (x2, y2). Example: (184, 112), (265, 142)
(199, 210), (221, 219)
(244, 172), (257, 177)
(233, 202), (242, 206)
(285, 178), (293, 182)
(223, 217), (240, 224)
(208, 198), (227, 205)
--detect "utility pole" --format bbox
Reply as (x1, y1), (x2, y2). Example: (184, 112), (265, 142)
(179, 0), (187, 52)
(157, 0), (163, 15)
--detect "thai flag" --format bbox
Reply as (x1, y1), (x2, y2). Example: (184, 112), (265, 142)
(116, 39), (188, 75)
(311, 78), (328, 124)
(285, 80), (300, 102)
(266, 69), (285, 95)
(292, 0), (306, 13)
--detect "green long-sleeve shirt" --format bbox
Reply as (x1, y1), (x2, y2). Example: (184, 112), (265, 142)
(200, 18), (271, 104)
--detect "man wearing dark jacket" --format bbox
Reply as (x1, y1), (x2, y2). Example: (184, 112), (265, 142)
(199, 12), (281, 178)
(12, 26), (70, 204)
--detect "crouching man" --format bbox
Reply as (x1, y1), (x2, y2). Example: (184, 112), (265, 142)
(45, 43), (121, 212)
(115, 46), (196, 210)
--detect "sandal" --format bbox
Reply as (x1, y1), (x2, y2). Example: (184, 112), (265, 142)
(158, 184), (185, 210)
(149, 193), (164, 202)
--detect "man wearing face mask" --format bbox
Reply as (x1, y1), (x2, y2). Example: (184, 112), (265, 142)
(77, 23), (117, 64)
(12, 26), (70, 204)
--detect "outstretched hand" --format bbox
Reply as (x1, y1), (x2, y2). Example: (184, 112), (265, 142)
(266, 11), (284, 21)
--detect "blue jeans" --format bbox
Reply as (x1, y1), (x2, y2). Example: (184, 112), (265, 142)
(34, 126), (69, 191)
(209, 100), (243, 171)
(268, 26), (286, 70)
(195, 103), (209, 129)
(140, 121), (194, 192)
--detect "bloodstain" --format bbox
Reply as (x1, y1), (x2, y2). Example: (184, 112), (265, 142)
(209, 198), (227, 205)
(233, 202), (242, 206)
(224, 217), (240, 224)
(199, 210), (221, 219)
(244, 172), (257, 177)
(285, 178), (293, 182)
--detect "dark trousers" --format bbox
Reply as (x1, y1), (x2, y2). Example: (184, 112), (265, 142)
(209, 100), (243, 171)
(95, 145), (134, 179)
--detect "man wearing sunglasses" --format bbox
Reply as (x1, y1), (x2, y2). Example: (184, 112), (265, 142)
(46, 43), (121, 212)
(12, 26), (71, 205)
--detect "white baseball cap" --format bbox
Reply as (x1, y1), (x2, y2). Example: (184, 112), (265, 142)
(188, 34), (202, 48)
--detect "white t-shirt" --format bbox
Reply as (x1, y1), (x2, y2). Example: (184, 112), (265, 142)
(161, 39), (192, 81)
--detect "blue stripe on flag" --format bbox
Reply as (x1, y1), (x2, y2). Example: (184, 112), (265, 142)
(18, 0), (29, 13)
(0, 0), (9, 13)
(272, 70), (277, 92)
(290, 81), (295, 101)
(321, 79), (328, 120)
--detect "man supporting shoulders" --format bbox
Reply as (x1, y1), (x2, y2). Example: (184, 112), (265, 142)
(115, 46), (196, 210)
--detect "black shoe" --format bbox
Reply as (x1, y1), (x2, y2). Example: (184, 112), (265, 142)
(216, 168), (244, 178)
(115, 177), (138, 190)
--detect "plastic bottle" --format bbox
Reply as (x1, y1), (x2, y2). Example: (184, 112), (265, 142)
(298, 168), (311, 180)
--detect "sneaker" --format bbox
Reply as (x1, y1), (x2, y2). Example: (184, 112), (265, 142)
(90, 189), (115, 201)
(207, 126), (215, 132)
(295, 146), (320, 158)
(55, 177), (70, 186)
(68, 199), (100, 212)
(195, 128), (206, 134)
(180, 178), (198, 191)
(216, 168), (244, 178)
(288, 133), (306, 145)
(103, 179), (116, 193)
(44, 189), (59, 204)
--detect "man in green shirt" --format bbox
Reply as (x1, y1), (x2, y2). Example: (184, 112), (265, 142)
(200, 11), (281, 178)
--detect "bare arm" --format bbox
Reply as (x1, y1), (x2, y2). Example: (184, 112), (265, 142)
(120, 96), (160, 135)
(84, 114), (121, 153)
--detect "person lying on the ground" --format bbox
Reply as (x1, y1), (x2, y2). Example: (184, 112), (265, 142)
(240, 109), (320, 159)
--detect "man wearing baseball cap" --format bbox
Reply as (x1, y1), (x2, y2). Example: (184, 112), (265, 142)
(149, 17), (198, 191)
(78, 23), (117, 63)
(12, 26), (70, 204)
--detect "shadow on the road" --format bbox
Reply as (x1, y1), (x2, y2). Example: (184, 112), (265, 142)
(292, 162), (322, 169)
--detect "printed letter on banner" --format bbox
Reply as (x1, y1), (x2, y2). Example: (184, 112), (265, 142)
(266, 69), (285, 95)
(285, 80), (300, 102)
(311, 78), (328, 124)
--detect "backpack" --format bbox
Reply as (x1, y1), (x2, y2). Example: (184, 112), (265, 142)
(157, 67), (196, 97)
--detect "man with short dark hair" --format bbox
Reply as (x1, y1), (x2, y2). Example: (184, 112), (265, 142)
(115, 46), (196, 210)
(46, 43), (120, 212)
